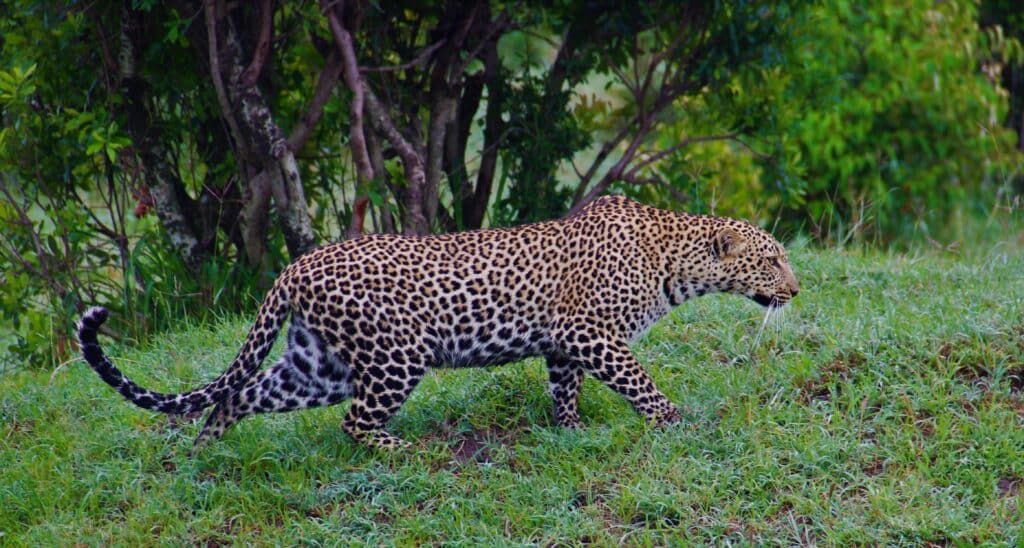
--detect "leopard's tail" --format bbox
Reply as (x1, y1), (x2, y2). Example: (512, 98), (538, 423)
(77, 281), (290, 415)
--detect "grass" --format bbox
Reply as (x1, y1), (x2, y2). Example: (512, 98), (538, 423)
(2, 230), (1023, 545)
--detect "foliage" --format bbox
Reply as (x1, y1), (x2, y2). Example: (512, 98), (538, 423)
(780, 0), (1019, 238)
(493, 71), (588, 226)
(980, 0), (1024, 147)
(647, 0), (1022, 241)
(2, 226), (1023, 543)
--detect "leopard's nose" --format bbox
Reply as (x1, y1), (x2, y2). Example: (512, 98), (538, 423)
(791, 287), (799, 297)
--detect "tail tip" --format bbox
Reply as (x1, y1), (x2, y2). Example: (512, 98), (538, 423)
(82, 306), (109, 325)
(78, 306), (109, 342)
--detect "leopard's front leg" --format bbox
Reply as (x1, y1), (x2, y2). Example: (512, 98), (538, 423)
(557, 333), (681, 426)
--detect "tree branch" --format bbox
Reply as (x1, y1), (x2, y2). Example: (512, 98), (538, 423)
(241, 0), (274, 87)
(567, 119), (654, 215)
(364, 88), (429, 233)
(624, 133), (738, 177)
(324, 0), (381, 237)
(287, 50), (343, 151)
(567, 10), (719, 215)
(465, 39), (504, 229)
(620, 172), (689, 203)
(451, 10), (510, 78)
(366, 130), (397, 234)
(359, 39), (446, 73)
(204, 0), (248, 163)
(570, 124), (633, 205)
(218, 10), (316, 257)
(323, 0), (373, 185)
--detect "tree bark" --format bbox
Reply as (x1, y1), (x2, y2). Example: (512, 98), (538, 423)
(445, 71), (482, 218)
(239, 169), (271, 266)
(464, 40), (503, 229)
(422, 2), (479, 229)
(120, 4), (206, 274)
(208, 3), (318, 258)
(424, 91), (456, 229)
(323, 0), (375, 237)
(365, 85), (430, 234)
(366, 130), (397, 234)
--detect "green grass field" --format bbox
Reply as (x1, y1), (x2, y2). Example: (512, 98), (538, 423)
(2, 233), (1023, 545)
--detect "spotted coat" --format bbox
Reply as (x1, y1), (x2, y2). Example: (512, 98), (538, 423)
(77, 195), (800, 450)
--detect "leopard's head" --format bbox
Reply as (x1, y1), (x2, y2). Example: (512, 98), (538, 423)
(710, 223), (800, 308)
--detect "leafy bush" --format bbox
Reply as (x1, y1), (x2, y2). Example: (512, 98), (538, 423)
(636, 0), (1021, 241)
(781, 0), (1019, 237)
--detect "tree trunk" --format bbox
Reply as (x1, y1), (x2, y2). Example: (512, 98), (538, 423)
(464, 40), (503, 229)
(239, 169), (271, 266)
(212, 7), (317, 258)
(365, 89), (430, 234)
(120, 4), (207, 274)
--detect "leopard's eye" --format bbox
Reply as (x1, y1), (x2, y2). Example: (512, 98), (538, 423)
(768, 257), (782, 267)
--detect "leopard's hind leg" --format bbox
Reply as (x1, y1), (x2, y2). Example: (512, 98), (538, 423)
(546, 355), (585, 428)
(192, 320), (353, 450)
(340, 350), (428, 450)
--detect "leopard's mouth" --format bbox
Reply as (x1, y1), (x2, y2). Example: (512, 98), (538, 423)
(753, 294), (790, 308)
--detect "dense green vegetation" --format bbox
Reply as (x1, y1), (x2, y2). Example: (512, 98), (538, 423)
(2, 221), (1021, 544)
(1, 0), (1021, 368)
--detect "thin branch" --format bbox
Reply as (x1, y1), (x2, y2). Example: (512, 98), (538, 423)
(570, 124), (633, 204)
(452, 11), (511, 78)
(0, 233), (47, 282)
(71, 187), (125, 245)
(204, 0), (247, 161)
(620, 172), (689, 204)
(639, 17), (691, 97)
(241, 0), (274, 87)
(87, 9), (118, 91)
(568, 119), (654, 214)
(624, 133), (738, 177)
(632, 34), (642, 119)
(364, 87), (429, 233)
(0, 178), (68, 300)
(495, 24), (548, 46)
(359, 39), (447, 73)
(287, 50), (343, 151)
(566, 9), (716, 215)
(568, 156), (587, 180)
(56, 224), (89, 313)
(732, 135), (771, 159)
(601, 49), (636, 97)
(0, 177), (48, 272)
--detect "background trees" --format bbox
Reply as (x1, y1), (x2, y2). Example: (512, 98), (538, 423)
(1, 0), (1020, 367)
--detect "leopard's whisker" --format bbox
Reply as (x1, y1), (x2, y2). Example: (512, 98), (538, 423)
(752, 304), (775, 351)
(774, 302), (785, 334)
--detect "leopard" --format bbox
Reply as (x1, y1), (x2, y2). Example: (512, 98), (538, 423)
(77, 195), (799, 451)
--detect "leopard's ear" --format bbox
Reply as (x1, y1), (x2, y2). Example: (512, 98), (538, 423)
(712, 227), (747, 260)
